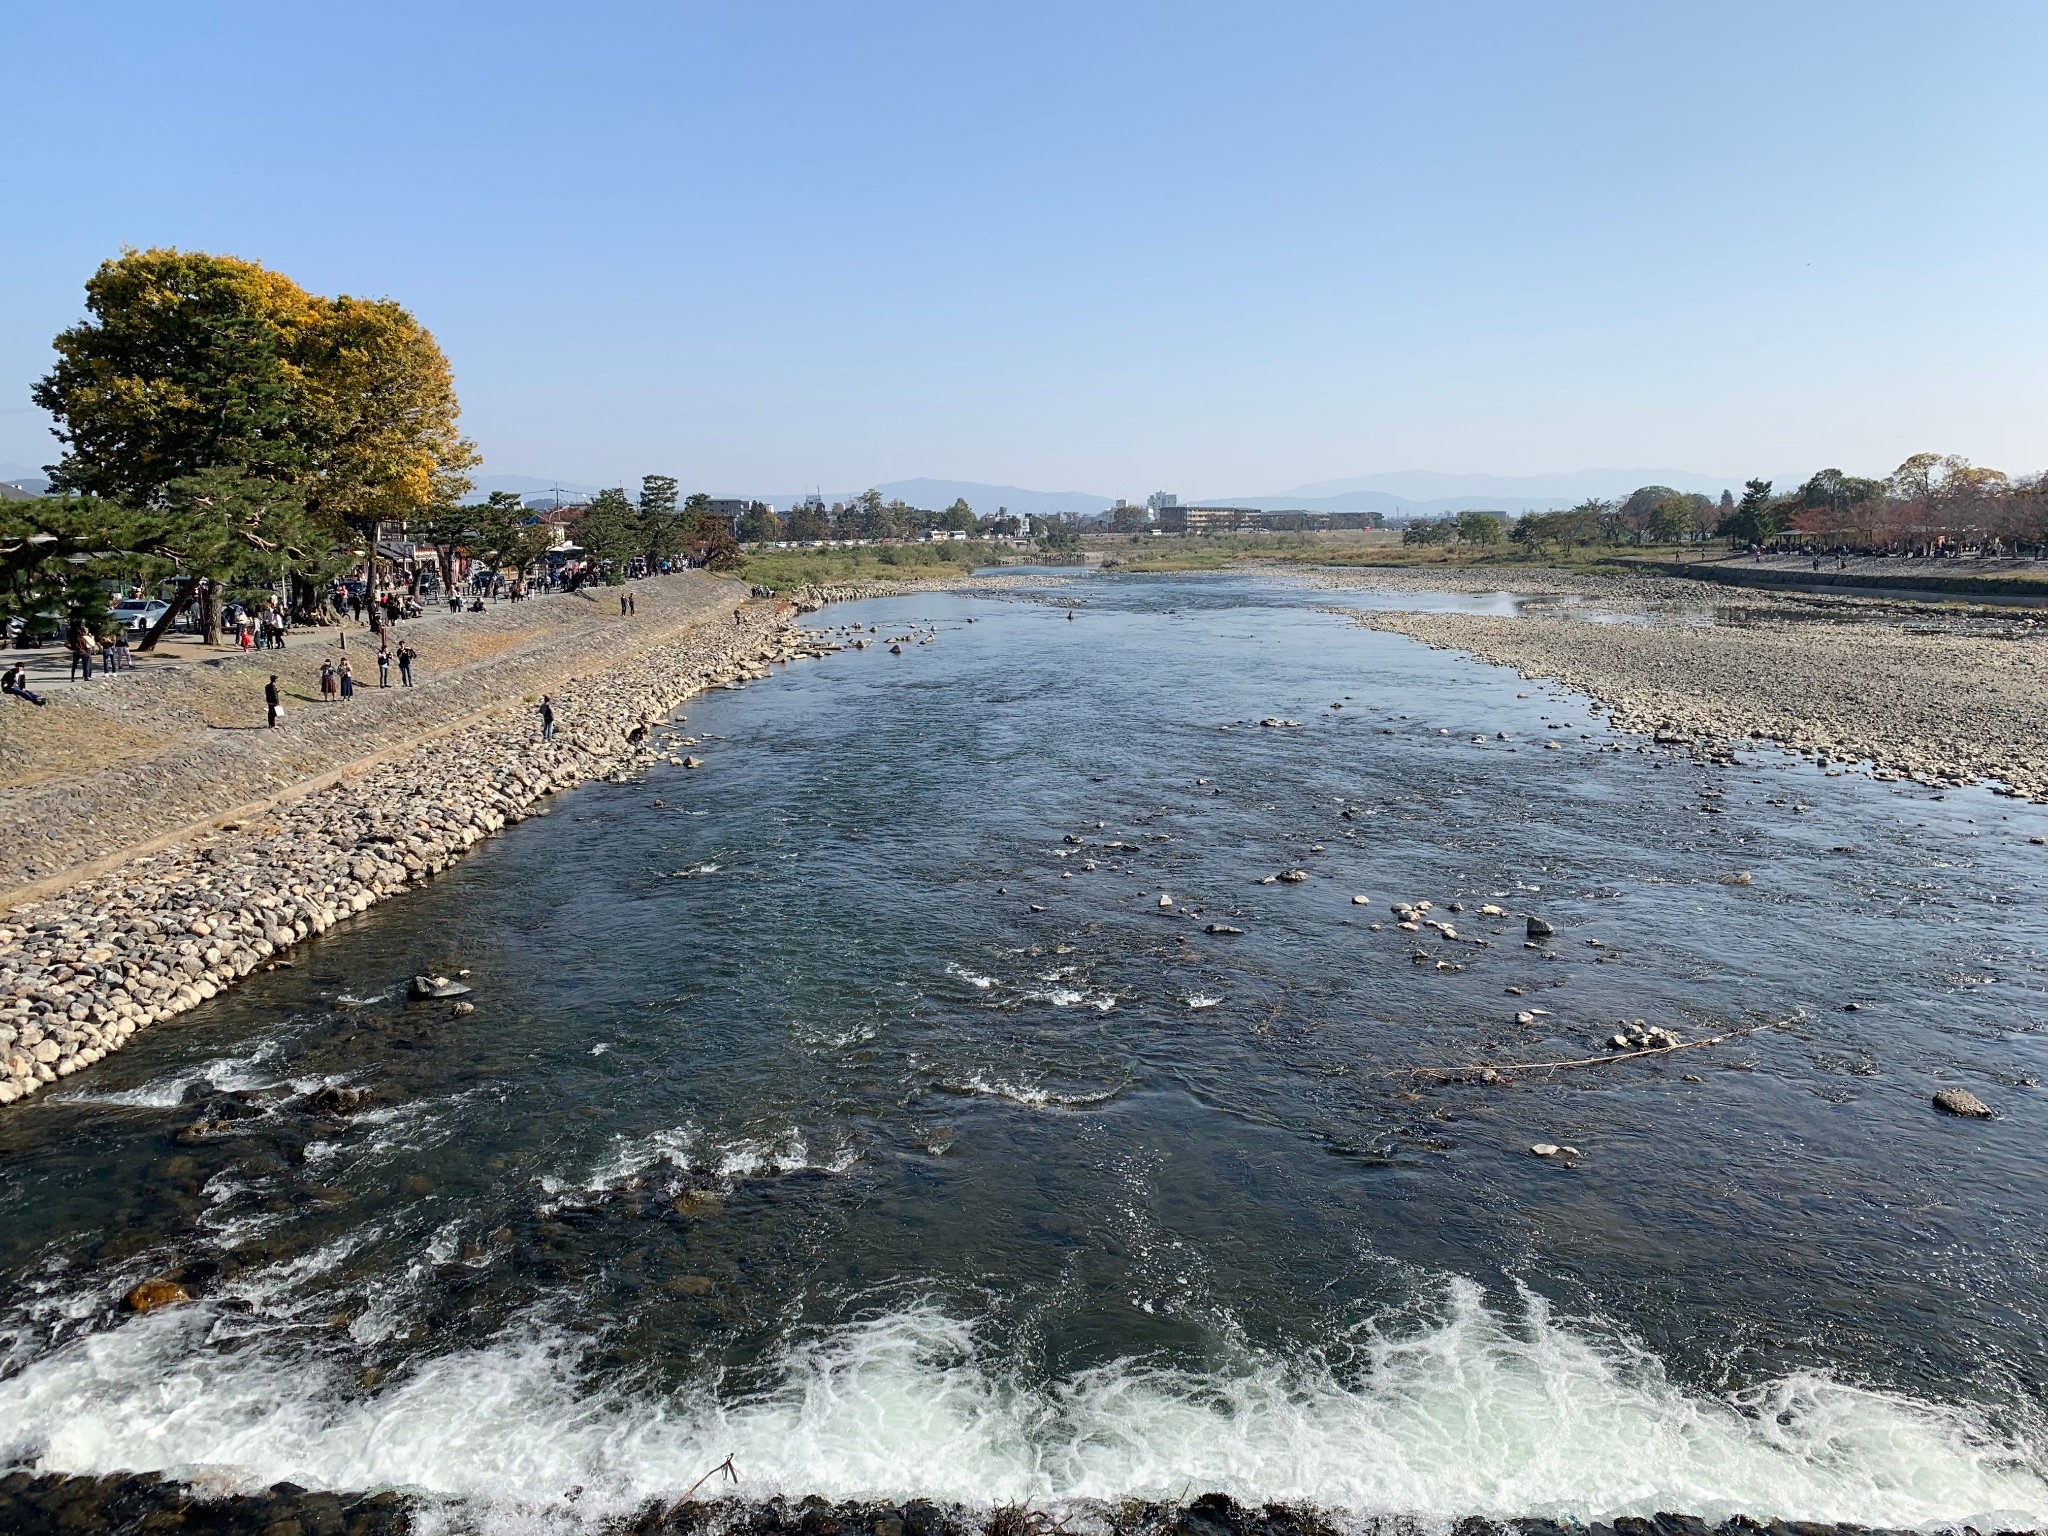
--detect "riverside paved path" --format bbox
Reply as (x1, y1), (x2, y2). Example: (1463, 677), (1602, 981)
(0, 575), (741, 896)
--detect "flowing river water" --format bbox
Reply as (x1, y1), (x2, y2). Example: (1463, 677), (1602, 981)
(3, 572), (2047, 1531)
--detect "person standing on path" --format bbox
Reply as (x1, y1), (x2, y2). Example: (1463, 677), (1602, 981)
(319, 660), (337, 701)
(377, 648), (391, 688)
(539, 695), (555, 743)
(620, 591), (629, 617)
(397, 643), (415, 687)
(338, 657), (354, 700)
(628, 591), (636, 615)
(265, 675), (281, 728)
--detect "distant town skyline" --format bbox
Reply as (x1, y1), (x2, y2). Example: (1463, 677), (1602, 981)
(3, 2), (2044, 492)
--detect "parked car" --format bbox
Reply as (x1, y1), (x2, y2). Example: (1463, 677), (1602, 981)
(109, 598), (171, 634)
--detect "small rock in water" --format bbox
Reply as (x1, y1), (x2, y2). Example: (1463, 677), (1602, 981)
(1277, 869), (1309, 883)
(1530, 1143), (1581, 1159)
(309, 1085), (370, 1117)
(683, 756), (704, 769)
(1158, 894), (1174, 908)
(1205, 923), (1245, 936)
(1525, 916), (1554, 940)
(411, 974), (473, 1000)
(1932, 1087), (1993, 1119)
(124, 1277), (191, 1314)
(1351, 894), (1371, 906)
(450, 1000), (476, 1017)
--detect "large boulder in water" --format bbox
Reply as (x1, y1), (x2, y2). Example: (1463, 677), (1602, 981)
(410, 974), (472, 1000)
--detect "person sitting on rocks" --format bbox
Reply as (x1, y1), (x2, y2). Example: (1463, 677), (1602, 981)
(3, 663), (46, 706)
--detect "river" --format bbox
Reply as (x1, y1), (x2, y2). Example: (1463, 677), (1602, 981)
(3, 572), (2045, 1531)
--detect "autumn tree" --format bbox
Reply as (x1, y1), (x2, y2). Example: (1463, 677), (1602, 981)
(33, 248), (476, 637)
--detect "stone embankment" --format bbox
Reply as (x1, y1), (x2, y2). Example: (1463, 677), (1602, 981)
(1340, 593), (2048, 799)
(0, 604), (834, 1108)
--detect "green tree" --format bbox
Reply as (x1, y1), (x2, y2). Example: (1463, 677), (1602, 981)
(1455, 510), (1503, 546)
(1720, 479), (1777, 543)
(576, 488), (639, 582)
(738, 502), (782, 543)
(1401, 518), (1457, 547)
(938, 497), (976, 533)
(785, 500), (830, 542)
(0, 495), (177, 642)
(1646, 495), (1695, 544)
(636, 474), (684, 567)
(467, 490), (552, 581)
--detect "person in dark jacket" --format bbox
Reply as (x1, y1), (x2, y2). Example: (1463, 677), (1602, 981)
(265, 675), (281, 728)
(4, 663), (46, 705)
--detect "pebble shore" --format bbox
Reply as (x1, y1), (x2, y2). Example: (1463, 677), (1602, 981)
(0, 603), (828, 1109)
(1319, 569), (2048, 799)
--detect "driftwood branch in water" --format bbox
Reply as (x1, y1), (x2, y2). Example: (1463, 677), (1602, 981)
(663, 1455), (738, 1518)
(1410, 1021), (1778, 1082)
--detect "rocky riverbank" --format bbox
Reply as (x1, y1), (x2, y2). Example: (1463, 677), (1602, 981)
(1328, 575), (2048, 798)
(0, 1476), (2025, 1536)
(0, 604), (832, 1108)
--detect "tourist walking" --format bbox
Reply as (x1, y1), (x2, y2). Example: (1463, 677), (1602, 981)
(338, 658), (354, 700)
(539, 695), (555, 743)
(320, 660), (338, 702)
(3, 663), (46, 706)
(265, 675), (280, 728)
(377, 648), (391, 688)
(397, 643), (416, 687)
(113, 635), (133, 672)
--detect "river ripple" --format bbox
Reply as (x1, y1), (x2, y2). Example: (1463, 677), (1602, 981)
(2, 573), (2045, 1529)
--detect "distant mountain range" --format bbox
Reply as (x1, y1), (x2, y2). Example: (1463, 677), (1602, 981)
(3, 463), (1764, 520)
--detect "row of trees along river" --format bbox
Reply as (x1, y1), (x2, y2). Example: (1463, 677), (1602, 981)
(1401, 458), (2048, 553)
(2, 249), (739, 653)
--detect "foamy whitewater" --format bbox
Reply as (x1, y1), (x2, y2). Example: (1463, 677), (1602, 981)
(0, 1284), (2041, 1531)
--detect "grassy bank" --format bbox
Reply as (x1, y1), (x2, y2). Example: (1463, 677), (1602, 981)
(739, 543), (984, 589)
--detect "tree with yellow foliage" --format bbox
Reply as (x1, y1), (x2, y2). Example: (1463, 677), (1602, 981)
(31, 248), (476, 638)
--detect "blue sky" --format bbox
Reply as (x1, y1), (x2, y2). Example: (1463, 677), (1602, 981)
(3, 1), (2044, 498)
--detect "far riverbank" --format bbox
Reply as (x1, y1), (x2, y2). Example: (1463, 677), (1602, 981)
(1307, 566), (2048, 799)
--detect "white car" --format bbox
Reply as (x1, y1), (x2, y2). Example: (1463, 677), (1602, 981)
(109, 599), (171, 634)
